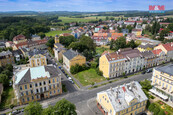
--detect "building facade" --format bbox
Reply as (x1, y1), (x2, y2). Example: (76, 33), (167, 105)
(151, 64), (173, 103)
(97, 81), (148, 115)
(0, 51), (14, 67)
(13, 65), (62, 105)
(63, 49), (86, 71)
(29, 54), (47, 67)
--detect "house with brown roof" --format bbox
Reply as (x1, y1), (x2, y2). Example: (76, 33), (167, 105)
(0, 83), (3, 103)
(152, 49), (167, 65)
(13, 35), (27, 44)
(154, 42), (173, 61)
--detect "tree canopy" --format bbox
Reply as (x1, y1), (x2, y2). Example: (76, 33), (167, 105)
(24, 102), (43, 115)
(59, 35), (76, 47)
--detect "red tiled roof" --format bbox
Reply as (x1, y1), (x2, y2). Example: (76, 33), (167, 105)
(160, 22), (170, 25)
(152, 49), (162, 55)
(124, 21), (135, 23)
(13, 35), (26, 41)
(162, 42), (173, 51)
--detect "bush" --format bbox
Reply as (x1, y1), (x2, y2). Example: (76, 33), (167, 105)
(91, 62), (97, 68)
(96, 68), (103, 76)
(70, 64), (88, 74)
(153, 107), (160, 115)
(148, 103), (155, 112)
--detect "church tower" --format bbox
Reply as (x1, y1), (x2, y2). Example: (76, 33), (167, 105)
(55, 35), (59, 43)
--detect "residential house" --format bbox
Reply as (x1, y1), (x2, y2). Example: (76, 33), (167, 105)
(31, 35), (41, 41)
(91, 33), (108, 45)
(141, 51), (156, 68)
(136, 38), (161, 46)
(154, 42), (173, 61)
(122, 29), (128, 36)
(108, 33), (123, 41)
(126, 33), (136, 42)
(152, 49), (167, 65)
(151, 64), (173, 103)
(99, 48), (144, 78)
(13, 65), (62, 105)
(5, 41), (13, 48)
(12, 49), (24, 62)
(97, 81), (148, 115)
(0, 51), (14, 67)
(29, 54), (47, 67)
(132, 29), (142, 37)
(0, 83), (3, 103)
(13, 35), (27, 44)
(54, 43), (66, 61)
(95, 26), (102, 32)
(63, 49), (86, 71)
(137, 44), (154, 52)
(124, 21), (135, 25)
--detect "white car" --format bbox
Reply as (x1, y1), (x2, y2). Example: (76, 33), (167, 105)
(68, 77), (72, 80)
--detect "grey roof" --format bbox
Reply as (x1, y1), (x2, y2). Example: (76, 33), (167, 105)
(0, 50), (12, 57)
(141, 51), (155, 58)
(63, 49), (81, 60)
(12, 50), (23, 56)
(138, 44), (154, 49)
(97, 81), (148, 113)
(32, 35), (40, 38)
(54, 43), (63, 48)
(118, 48), (142, 59)
(16, 65), (60, 85)
(155, 64), (173, 76)
(28, 49), (46, 57)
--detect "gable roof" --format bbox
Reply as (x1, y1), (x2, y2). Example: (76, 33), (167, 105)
(63, 49), (83, 60)
(161, 42), (173, 51)
(152, 49), (162, 55)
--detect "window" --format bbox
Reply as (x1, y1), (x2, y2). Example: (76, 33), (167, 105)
(56, 78), (58, 82)
(57, 83), (59, 87)
(22, 98), (25, 102)
(36, 89), (39, 93)
(53, 84), (55, 88)
(25, 85), (27, 89)
(44, 87), (46, 91)
(26, 91), (28, 95)
(54, 90), (56, 93)
(32, 96), (34, 100)
(20, 86), (22, 90)
(37, 95), (39, 99)
(50, 91), (52, 94)
(44, 81), (46, 85)
(49, 85), (51, 89)
(27, 97), (29, 101)
(49, 80), (51, 84)
(31, 90), (33, 94)
(58, 89), (60, 93)
(30, 84), (32, 88)
(53, 79), (55, 83)
(40, 82), (42, 86)
(35, 83), (38, 87)
(21, 92), (24, 96)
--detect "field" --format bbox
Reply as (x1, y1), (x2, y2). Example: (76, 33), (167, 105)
(45, 30), (72, 37)
(74, 69), (106, 86)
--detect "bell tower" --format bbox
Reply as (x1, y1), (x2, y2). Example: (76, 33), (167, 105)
(55, 35), (59, 43)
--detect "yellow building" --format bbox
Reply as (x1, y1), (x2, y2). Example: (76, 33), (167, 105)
(132, 29), (142, 37)
(99, 51), (126, 78)
(151, 64), (173, 102)
(97, 81), (148, 115)
(137, 44), (154, 52)
(29, 54), (47, 67)
(13, 65), (62, 105)
(55, 35), (59, 44)
(0, 51), (14, 67)
(63, 49), (86, 71)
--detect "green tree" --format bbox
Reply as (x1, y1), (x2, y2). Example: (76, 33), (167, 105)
(148, 103), (155, 112)
(113, 36), (126, 51)
(42, 105), (54, 115)
(153, 107), (160, 115)
(140, 80), (152, 91)
(54, 98), (77, 115)
(158, 109), (165, 115)
(46, 38), (55, 48)
(24, 102), (43, 115)
(0, 74), (9, 87)
(106, 16), (109, 20)
(127, 40), (138, 49)
(168, 23), (173, 31)
(10, 104), (14, 111)
(38, 32), (46, 39)
(126, 25), (133, 33)
(59, 35), (76, 47)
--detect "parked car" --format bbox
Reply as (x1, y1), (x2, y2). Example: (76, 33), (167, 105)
(68, 77), (72, 80)
(146, 69), (152, 73)
(141, 71), (146, 74)
(69, 79), (74, 84)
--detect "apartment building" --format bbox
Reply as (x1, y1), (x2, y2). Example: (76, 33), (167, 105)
(13, 35), (27, 44)
(137, 44), (154, 52)
(151, 64), (173, 103)
(0, 51), (14, 67)
(97, 81), (148, 115)
(141, 51), (156, 68)
(29, 54), (47, 67)
(13, 65), (62, 105)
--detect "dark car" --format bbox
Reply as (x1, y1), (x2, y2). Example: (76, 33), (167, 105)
(146, 69), (152, 73)
(141, 71), (146, 74)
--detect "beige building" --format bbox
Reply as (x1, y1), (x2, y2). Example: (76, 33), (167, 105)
(0, 51), (14, 67)
(29, 54), (47, 67)
(13, 65), (62, 105)
(13, 35), (27, 44)
(63, 49), (86, 71)
(151, 64), (173, 103)
(97, 81), (148, 115)
(53, 43), (66, 61)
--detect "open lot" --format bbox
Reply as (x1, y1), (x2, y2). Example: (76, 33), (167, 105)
(96, 46), (114, 55)
(74, 69), (106, 86)
(45, 30), (72, 37)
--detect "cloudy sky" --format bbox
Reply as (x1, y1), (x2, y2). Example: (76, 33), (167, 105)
(0, 0), (172, 12)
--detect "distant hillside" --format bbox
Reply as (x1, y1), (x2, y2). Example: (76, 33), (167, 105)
(0, 10), (173, 17)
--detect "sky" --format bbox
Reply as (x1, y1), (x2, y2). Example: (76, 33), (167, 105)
(0, 0), (172, 12)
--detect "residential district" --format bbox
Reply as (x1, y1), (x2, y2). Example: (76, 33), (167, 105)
(0, 15), (173, 115)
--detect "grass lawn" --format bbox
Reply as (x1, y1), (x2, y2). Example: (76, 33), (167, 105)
(45, 30), (72, 37)
(74, 68), (106, 86)
(155, 100), (173, 115)
(0, 87), (17, 109)
(96, 46), (115, 55)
